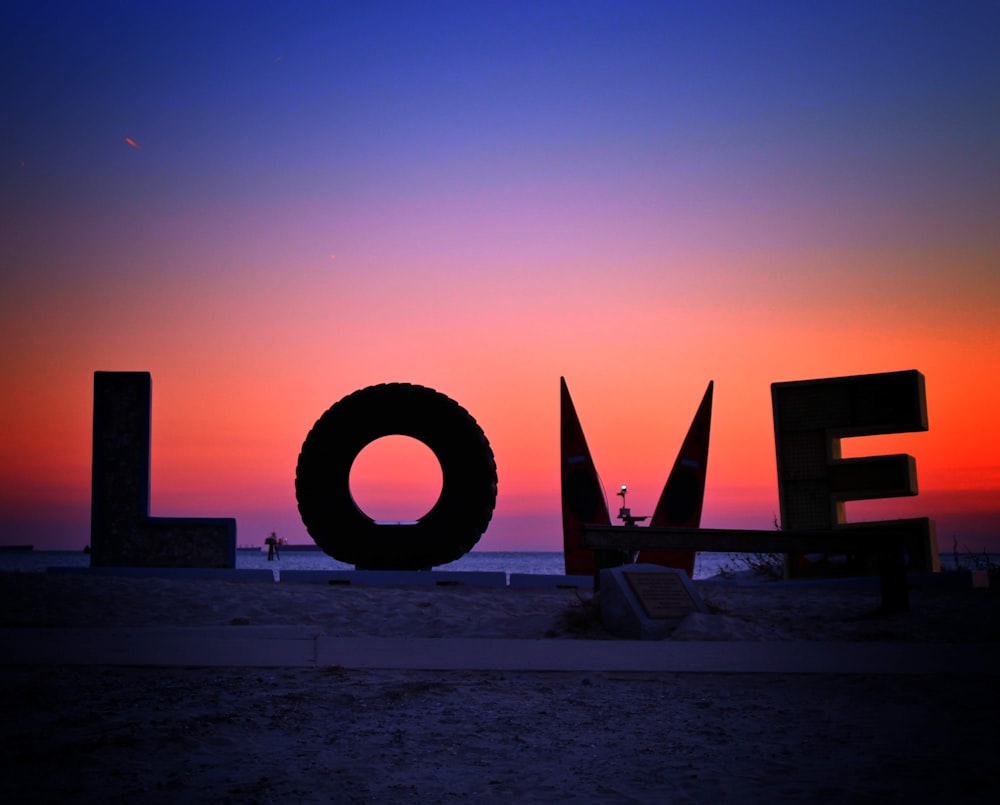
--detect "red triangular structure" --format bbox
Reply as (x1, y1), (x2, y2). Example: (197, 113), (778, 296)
(560, 377), (610, 575)
(636, 381), (714, 576)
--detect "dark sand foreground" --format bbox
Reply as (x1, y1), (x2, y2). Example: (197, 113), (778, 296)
(1, 573), (998, 803)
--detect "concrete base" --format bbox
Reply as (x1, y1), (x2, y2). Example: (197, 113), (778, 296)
(46, 567), (275, 582)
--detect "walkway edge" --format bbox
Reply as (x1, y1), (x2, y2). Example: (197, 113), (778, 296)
(2, 629), (999, 673)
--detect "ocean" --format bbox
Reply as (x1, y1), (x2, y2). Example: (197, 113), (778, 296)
(0, 548), (988, 579)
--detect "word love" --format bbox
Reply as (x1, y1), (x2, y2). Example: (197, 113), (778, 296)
(88, 370), (932, 570)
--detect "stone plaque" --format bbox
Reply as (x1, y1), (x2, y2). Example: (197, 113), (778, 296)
(624, 570), (700, 619)
(599, 564), (708, 639)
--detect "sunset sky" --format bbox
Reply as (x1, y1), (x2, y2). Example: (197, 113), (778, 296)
(2, 1), (998, 554)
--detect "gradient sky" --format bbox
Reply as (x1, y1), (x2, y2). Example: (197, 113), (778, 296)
(2, 1), (998, 554)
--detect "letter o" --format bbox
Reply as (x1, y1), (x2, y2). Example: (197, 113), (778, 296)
(295, 383), (498, 569)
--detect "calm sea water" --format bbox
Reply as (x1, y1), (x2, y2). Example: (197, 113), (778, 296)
(0, 548), (986, 579)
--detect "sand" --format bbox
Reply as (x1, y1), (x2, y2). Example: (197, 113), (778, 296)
(2, 572), (999, 803)
(2, 572), (998, 641)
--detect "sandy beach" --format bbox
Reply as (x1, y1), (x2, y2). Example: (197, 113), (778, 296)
(2, 572), (998, 803)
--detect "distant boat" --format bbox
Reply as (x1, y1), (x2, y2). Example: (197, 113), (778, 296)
(277, 543), (322, 552)
(237, 546), (262, 553)
(0, 545), (33, 552)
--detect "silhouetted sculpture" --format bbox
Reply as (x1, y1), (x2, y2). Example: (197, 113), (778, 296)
(90, 372), (236, 567)
(561, 377), (713, 577)
(295, 383), (497, 570)
(772, 369), (938, 576)
(578, 369), (937, 610)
